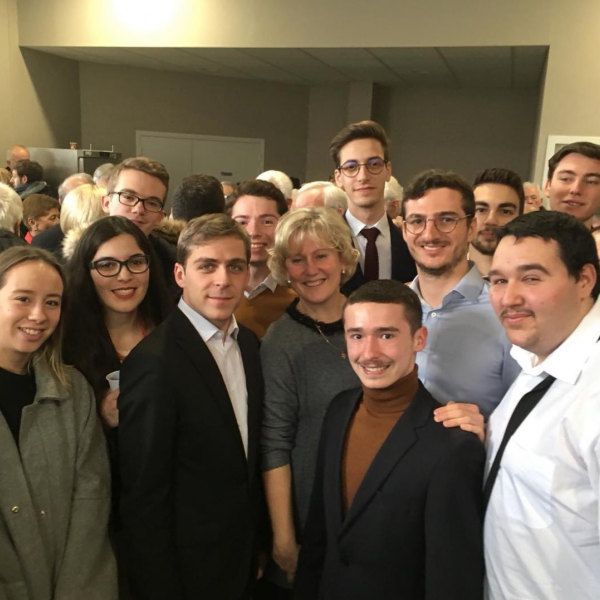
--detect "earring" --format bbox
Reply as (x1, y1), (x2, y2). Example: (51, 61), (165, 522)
(341, 269), (346, 275)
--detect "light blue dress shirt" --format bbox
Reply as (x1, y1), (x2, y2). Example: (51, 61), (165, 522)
(411, 262), (520, 418)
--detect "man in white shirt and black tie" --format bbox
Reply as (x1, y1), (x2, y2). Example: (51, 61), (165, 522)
(330, 120), (416, 293)
(485, 210), (600, 600)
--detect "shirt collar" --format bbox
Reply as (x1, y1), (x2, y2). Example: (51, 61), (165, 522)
(245, 272), (278, 299)
(178, 297), (239, 343)
(410, 261), (484, 305)
(511, 296), (600, 384)
(345, 209), (390, 238)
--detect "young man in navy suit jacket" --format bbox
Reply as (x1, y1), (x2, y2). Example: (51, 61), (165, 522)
(295, 280), (485, 600)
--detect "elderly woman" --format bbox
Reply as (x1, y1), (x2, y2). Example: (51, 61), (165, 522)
(260, 207), (360, 593)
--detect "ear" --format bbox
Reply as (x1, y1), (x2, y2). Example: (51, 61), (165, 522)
(334, 169), (344, 190)
(174, 262), (185, 290)
(101, 194), (111, 215)
(466, 215), (477, 243)
(27, 217), (36, 230)
(413, 326), (428, 352)
(577, 263), (597, 301)
(544, 178), (551, 195)
(21, 175), (28, 185)
(385, 160), (392, 182)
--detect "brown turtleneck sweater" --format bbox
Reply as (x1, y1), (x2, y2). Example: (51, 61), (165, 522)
(342, 367), (419, 513)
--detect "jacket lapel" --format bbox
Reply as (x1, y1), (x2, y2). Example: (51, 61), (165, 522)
(340, 383), (434, 536)
(171, 308), (247, 460)
(324, 390), (362, 535)
(238, 328), (262, 478)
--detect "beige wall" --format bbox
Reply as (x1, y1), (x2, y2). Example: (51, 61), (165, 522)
(0, 0), (80, 161)
(373, 86), (539, 185)
(79, 63), (309, 181)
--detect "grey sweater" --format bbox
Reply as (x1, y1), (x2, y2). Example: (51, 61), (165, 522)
(261, 303), (359, 535)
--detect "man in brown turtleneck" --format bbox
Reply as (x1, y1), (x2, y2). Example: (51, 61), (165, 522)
(294, 280), (486, 600)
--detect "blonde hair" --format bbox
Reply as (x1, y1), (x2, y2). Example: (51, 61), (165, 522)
(0, 247), (68, 385)
(269, 207), (359, 286)
(0, 183), (23, 230)
(60, 184), (106, 234)
(0, 170), (11, 185)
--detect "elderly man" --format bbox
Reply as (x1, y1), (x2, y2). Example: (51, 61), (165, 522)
(293, 181), (347, 214)
(5, 144), (29, 171)
(523, 180), (544, 212)
(0, 183), (26, 251)
(257, 170), (294, 208)
(384, 176), (403, 221)
(485, 211), (600, 600)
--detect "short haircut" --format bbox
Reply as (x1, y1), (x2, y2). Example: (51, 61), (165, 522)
(0, 183), (23, 230)
(58, 173), (94, 203)
(0, 246), (67, 383)
(402, 169), (475, 221)
(177, 213), (251, 267)
(329, 120), (390, 167)
(473, 168), (525, 214)
(269, 207), (359, 286)
(497, 211), (600, 300)
(345, 279), (423, 334)
(60, 184), (105, 234)
(93, 163), (115, 185)
(171, 174), (225, 221)
(547, 141), (600, 180)
(226, 179), (288, 217)
(523, 181), (541, 194)
(106, 157), (169, 197)
(0, 170), (11, 185)
(13, 159), (43, 182)
(257, 170), (293, 200)
(385, 176), (404, 203)
(295, 181), (348, 212)
(22, 194), (60, 231)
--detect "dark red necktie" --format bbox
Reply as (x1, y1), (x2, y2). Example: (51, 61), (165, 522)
(360, 227), (380, 282)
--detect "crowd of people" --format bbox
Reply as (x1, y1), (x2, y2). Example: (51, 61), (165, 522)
(1, 122), (600, 600)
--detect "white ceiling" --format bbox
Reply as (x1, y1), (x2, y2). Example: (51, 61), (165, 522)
(32, 46), (547, 89)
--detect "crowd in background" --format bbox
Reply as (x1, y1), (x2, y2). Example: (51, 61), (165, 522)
(1, 123), (600, 600)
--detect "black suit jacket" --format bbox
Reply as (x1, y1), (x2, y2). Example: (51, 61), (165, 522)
(294, 383), (485, 600)
(118, 307), (264, 600)
(342, 214), (417, 294)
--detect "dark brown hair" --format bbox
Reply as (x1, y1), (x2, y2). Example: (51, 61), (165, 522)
(473, 168), (525, 215)
(225, 179), (288, 218)
(547, 141), (600, 180)
(329, 120), (390, 167)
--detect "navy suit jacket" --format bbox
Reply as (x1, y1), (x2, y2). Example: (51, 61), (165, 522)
(294, 383), (485, 600)
(119, 307), (264, 600)
(342, 214), (417, 295)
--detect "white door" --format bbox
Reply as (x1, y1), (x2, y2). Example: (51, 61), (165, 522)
(136, 131), (264, 210)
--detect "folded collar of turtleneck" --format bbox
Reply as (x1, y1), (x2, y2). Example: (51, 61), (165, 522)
(361, 365), (419, 415)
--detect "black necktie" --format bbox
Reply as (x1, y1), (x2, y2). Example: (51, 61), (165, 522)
(482, 374), (556, 513)
(360, 227), (380, 282)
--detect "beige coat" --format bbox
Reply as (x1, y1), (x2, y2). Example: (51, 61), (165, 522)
(0, 360), (117, 600)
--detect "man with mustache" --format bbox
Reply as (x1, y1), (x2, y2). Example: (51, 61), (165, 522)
(485, 210), (600, 599)
(294, 280), (486, 600)
(469, 168), (524, 276)
(401, 169), (520, 418)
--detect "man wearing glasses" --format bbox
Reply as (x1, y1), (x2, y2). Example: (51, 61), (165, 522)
(401, 170), (520, 418)
(102, 157), (178, 295)
(330, 121), (416, 294)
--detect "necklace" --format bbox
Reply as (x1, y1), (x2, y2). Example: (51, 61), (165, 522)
(314, 323), (347, 359)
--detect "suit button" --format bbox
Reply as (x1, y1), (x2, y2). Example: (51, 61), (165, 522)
(11, 506), (19, 514)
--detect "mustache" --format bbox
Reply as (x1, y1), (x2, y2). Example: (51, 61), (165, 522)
(500, 308), (535, 319)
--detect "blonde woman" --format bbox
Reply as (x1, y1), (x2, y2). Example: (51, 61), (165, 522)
(260, 208), (360, 594)
(0, 246), (116, 599)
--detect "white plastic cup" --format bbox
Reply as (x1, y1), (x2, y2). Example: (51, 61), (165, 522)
(106, 370), (120, 392)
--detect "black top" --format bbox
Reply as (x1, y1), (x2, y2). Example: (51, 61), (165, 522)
(0, 366), (36, 445)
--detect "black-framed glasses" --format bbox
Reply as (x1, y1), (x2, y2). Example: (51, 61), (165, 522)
(337, 157), (388, 177)
(111, 191), (164, 213)
(404, 215), (472, 235)
(89, 254), (151, 277)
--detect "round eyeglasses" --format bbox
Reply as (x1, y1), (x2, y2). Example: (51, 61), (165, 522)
(112, 191), (164, 213)
(89, 254), (151, 277)
(337, 158), (388, 178)
(404, 215), (472, 235)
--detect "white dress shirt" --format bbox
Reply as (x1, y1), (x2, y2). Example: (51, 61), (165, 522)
(485, 297), (600, 600)
(178, 298), (249, 457)
(245, 272), (278, 300)
(345, 209), (392, 279)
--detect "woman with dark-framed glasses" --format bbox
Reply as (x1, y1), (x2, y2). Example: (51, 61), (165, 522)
(63, 216), (172, 428)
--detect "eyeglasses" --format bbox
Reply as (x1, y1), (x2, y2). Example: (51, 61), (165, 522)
(89, 254), (151, 277)
(337, 157), (388, 177)
(111, 191), (164, 213)
(404, 215), (472, 235)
